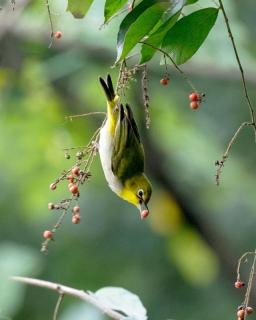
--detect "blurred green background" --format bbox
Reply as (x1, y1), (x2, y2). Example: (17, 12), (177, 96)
(1, 0), (256, 319)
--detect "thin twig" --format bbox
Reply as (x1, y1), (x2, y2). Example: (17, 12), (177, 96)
(236, 251), (254, 281)
(215, 122), (251, 185)
(218, 0), (256, 135)
(141, 64), (151, 129)
(53, 293), (64, 320)
(139, 41), (197, 92)
(243, 250), (256, 318)
(65, 112), (106, 121)
(45, 0), (55, 48)
(11, 276), (123, 320)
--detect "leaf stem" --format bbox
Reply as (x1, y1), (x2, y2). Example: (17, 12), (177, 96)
(139, 41), (197, 92)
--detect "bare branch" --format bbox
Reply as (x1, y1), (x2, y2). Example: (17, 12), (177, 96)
(215, 122), (251, 185)
(11, 276), (123, 320)
(53, 293), (64, 320)
(45, 0), (55, 48)
(218, 0), (256, 135)
(65, 112), (106, 121)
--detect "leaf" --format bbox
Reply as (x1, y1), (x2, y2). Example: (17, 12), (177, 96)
(67, 0), (94, 19)
(104, 0), (127, 23)
(162, 7), (219, 65)
(185, 0), (199, 4)
(94, 287), (147, 320)
(140, 11), (180, 64)
(116, 0), (171, 63)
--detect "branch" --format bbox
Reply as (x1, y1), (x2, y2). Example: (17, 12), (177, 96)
(11, 276), (124, 320)
(218, 0), (256, 134)
(215, 122), (252, 185)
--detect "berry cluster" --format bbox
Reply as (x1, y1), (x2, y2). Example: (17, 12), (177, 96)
(41, 136), (99, 252)
(188, 92), (204, 110)
(234, 279), (254, 320)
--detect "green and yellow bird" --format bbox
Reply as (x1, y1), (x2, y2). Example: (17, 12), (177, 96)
(98, 75), (152, 219)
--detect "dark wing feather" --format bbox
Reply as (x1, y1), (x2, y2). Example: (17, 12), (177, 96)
(99, 75), (115, 101)
(125, 104), (141, 142)
(111, 104), (144, 182)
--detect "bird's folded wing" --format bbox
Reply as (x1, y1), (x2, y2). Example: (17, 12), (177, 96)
(111, 104), (145, 182)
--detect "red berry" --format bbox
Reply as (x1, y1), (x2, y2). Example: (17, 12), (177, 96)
(189, 92), (200, 101)
(140, 210), (149, 219)
(73, 205), (80, 213)
(72, 166), (80, 176)
(190, 101), (199, 110)
(54, 31), (62, 39)
(50, 183), (57, 190)
(246, 307), (254, 315)
(72, 214), (81, 224)
(237, 309), (245, 319)
(48, 203), (55, 210)
(160, 78), (169, 86)
(69, 184), (79, 194)
(67, 175), (74, 183)
(235, 280), (245, 288)
(68, 182), (74, 189)
(43, 230), (53, 239)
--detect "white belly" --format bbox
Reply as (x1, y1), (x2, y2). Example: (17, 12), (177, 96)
(99, 123), (122, 194)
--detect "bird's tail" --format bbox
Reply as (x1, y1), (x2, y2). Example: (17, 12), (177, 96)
(99, 74), (116, 103)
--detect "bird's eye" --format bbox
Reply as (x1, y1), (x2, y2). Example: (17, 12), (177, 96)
(137, 189), (144, 198)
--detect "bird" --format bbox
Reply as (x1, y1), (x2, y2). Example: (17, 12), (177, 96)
(98, 75), (152, 219)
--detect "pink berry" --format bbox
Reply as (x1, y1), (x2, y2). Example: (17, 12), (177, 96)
(189, 92), (200, 101)
(54, 31), (62, 39)
(235, 280), (245, 289)
(246, 307), (254, 315)
(69, 184), (79, 194)
(160, 78), (169, 86)
(73, 205), (80, 213)
(50, 183), (57, 190)
(43, 230), (53, 239)
(72, 214), (81, 224)
(68, 182), (74, 189)
(140, 210), (149, 219)
(190, 101), (199, 110)
(72, 166), (80, 176)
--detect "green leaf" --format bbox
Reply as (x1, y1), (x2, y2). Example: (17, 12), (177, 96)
(104, 0), (127, 23)
(94, 287), (147, 320)
(162, 7), (219, 65)
(185, 0), (199, 4)
(116, 0), (170, 63)
(140, 11), (180, 64)
(67, 0), (94, 19)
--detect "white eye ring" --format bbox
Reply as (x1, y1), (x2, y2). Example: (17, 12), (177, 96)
(137, 189), (144, 198)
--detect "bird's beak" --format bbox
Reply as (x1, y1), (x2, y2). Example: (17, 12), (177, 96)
(139, 201), (149, 219)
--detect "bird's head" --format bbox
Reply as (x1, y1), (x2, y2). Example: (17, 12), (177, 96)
(120, 174), (152, 219)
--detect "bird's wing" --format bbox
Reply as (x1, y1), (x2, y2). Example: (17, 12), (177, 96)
(111, 104), (145, 182)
